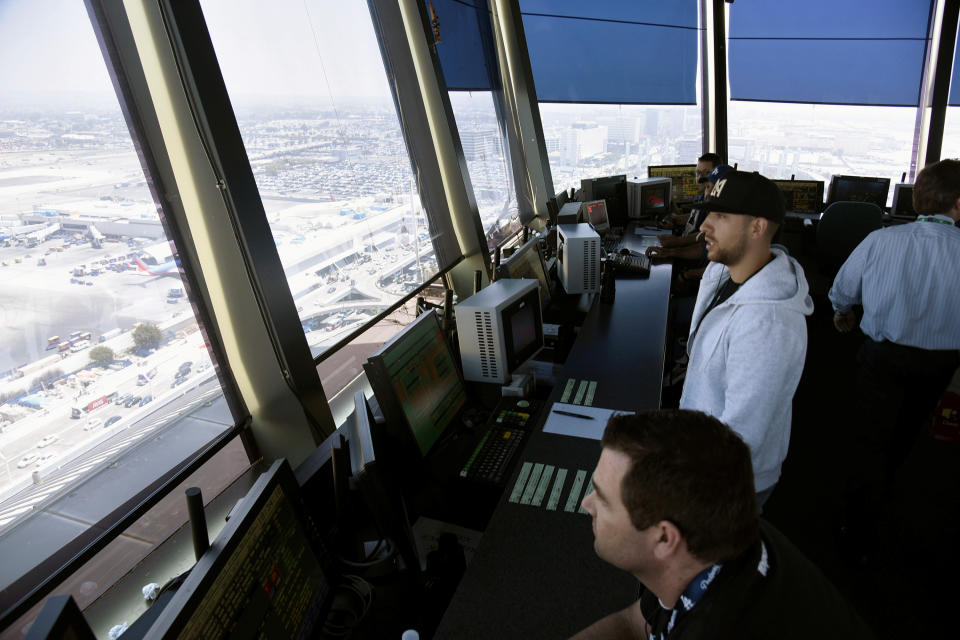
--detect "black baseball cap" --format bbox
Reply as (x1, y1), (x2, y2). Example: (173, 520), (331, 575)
(700, 170), (786, 224)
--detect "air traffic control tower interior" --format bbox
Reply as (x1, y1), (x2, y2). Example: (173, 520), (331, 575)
(2, 1), (959, 638)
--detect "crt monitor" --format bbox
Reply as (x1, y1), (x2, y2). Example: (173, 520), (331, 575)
(827, 175), (890, 208)
(363, 309), (467, 457)
(581, 175), (626, 227)
(648, 164), (699, 202)
(771, 180), (824, 215)
(891, 183), (916, 217)
(144, 459), (333, 640)
(456, 279), (543, 384)
(628, 177), (672, 219)
(497, 237), (552, 310)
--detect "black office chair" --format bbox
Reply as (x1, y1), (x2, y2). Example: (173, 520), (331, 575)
(816, 201), (883, 277)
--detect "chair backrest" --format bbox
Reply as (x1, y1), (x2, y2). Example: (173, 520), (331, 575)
(816, 201), (883, 269)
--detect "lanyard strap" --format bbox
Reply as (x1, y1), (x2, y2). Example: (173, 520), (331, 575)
(916, 215), (954, 226)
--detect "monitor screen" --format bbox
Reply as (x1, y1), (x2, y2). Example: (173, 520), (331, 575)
(364, 310), (466, 456)
(581, 175), (626, 226)
(827, 175), (890, 208)
(648, 164), (699, 202)
(641, 182), (670, 215)
(891, 183), (916, 217)
(498, 238), (551, 309)
(771, 180), (824, 215)
(584, 200), (609, 233)
(501, 288), (543, 372)
(145, 460), (331, 640)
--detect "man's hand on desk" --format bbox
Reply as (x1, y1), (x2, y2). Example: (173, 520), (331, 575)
(645, 245), (677, 261)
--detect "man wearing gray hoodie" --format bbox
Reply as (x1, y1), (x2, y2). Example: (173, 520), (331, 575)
(679, 171), (813, 508)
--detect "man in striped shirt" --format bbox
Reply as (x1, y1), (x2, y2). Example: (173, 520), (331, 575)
(829, 158), (960, 556)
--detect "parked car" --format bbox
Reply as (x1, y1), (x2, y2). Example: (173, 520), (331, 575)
(124, 396), (142, 408)
(17, 454), (38, 468)
(37, 435), (58, 448)
(139, 395), (153, 407)
(84, 418), (102, 431)
(104, 415), (122, 427)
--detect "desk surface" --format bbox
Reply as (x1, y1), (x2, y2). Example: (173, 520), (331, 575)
(436, 229), (672, 638)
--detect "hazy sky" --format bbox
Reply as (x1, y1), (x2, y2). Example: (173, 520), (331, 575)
(0, 0), (395, 109)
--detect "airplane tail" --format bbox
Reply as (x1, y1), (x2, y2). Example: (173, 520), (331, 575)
(134, 258), (156, 276)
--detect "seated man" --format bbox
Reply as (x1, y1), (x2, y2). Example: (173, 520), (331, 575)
(660, 152), (724, 230)
(573, 410), (874, 639)
(648, 164), (733, 287)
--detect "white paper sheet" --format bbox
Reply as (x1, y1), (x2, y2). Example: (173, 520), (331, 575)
(542, 402), (633, 440)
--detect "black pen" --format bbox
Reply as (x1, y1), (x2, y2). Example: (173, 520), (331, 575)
(554, 409), (594, 420)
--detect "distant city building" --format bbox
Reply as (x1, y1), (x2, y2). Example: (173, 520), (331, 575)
(563, 122), (607, 164)
(460, 128), (499, 162)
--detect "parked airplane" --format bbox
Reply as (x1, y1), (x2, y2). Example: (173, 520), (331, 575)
(134, 257), (181, 278)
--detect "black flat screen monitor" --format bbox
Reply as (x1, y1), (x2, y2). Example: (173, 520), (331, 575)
(26, 595), (96, 640)
(363, 310), (466, 457)
(347, 392), (420, 571)
(497, 238), (552, 309)
(827, 175), (890, 208)
(546, 189), (571, 225)
(891, 183), (916, 217)
(648, 164), (699, 202)
(144, 459), (332, 640)
(771, 180), (824, 215)
(581, 175), (626, 227)
(583, 200), (610, 234)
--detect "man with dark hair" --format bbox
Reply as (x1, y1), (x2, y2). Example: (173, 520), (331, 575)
(679, 171), (812, 507)
(661, 152), (724, 229)
(829, 158), (960, 552)
(573, 411), (874, 639)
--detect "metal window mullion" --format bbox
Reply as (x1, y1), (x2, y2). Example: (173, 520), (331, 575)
(158, 0), (336, 443)
(712, 0), (729, 162)
(488, 0), (554, 230)
(370, 0), (490, 299)
(922, 0), (960, 169)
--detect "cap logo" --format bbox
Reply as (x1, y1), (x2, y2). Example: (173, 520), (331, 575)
(710, 178), (728, 199)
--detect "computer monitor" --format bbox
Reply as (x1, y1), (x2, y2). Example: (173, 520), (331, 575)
(497, 237), (552, 310)
(648, 164), (699, 202)
(345, 391), (420, 572)
(581, 175), (627, 227)
(144, 459), (333, 640)
(456, 279), (543, 384)
(363, 309), (467, 457)
(25, 595), (96, 640)
(771, 179), (824, 215)
(582, 199), (610, 235)
(891, 183), (916, 218)
(628, 176), (672, 219)
(827, 175), (890, 208)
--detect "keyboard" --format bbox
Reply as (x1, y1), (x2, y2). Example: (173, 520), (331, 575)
(603, 232), (625, 254)
(459, 427), (526, 485)
(608, 251), (650, 277)
(459, 399), (541, 485)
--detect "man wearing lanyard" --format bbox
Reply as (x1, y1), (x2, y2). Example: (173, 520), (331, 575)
(572, 411), (874, 639)
(829, 159), (960, 555)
